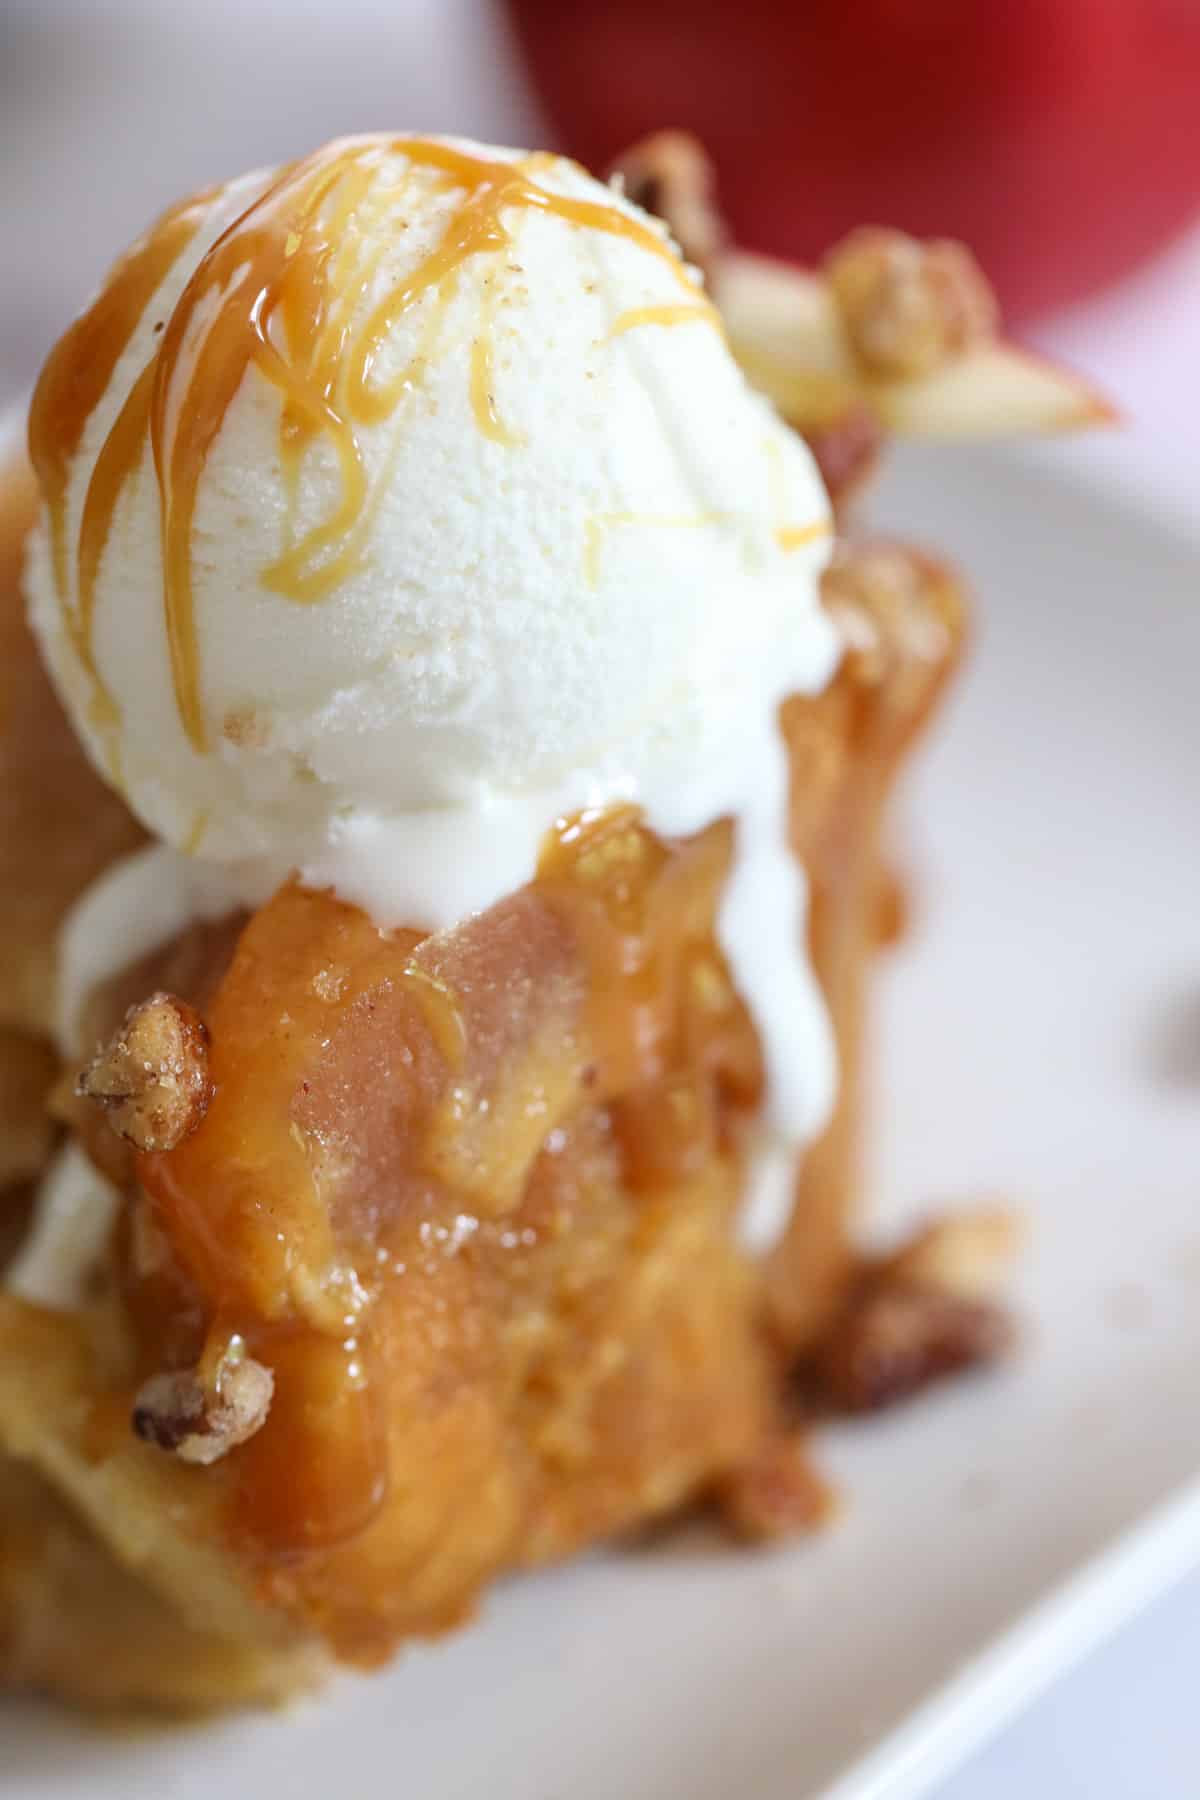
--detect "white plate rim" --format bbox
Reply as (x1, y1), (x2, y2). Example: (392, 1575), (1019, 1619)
(820, 1471), (1200, 1800)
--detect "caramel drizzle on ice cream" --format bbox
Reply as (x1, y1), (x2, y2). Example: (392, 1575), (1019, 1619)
(31, 137), (705, 753)
(30, 136), (826, 761)
(609, 301), (720, 338)
(28, 188), (214, 744)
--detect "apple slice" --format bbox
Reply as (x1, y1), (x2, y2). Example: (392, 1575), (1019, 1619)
(873, 341), (1117, 439)
(711, 250), (1114, 439)
(713, 252), (858, 429)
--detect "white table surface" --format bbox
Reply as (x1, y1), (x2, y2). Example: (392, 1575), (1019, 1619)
(1, 3), (1198, 1792)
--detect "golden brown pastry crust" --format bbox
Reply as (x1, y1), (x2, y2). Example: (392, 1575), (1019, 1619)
(0, 1452), (323, 1711)
(0, 1295), (325, 1707)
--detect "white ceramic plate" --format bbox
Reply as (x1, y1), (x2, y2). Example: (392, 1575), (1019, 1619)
(5, 442), (1199, 1799)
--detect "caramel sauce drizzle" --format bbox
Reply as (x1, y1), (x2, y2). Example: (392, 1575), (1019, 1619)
(470, 272), (526, 447)
(28, 190), (212, 736)
(31, 134), (825, 763)
(776, 520), (832, 552)
(47, 137), (699, 752)
(609, 301), (720, 339)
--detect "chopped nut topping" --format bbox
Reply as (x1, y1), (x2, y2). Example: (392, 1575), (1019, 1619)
(609, 131), (726, 272)
(77, 992), (212, 1153)
(132, 1347), (273, 1466)
(882, 1208), (1017, 1300)
(818, 1286), (1012, 1414)
(821, 540), (965, 711)
(824, 228), (998, 381)
(715, 1432), (838, 1542)
(814, 1208), (1018, 1413)
(131, 1370), (205, 1452)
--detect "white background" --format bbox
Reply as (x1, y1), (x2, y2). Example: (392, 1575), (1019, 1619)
(1, 2), (1198, 1791)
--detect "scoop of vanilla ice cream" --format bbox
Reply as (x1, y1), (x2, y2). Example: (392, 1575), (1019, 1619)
(27, 134), (838, 1156)
(26, 136), (833, 869)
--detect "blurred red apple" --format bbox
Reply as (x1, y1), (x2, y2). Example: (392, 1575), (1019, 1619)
(507, 0), (1200, 321)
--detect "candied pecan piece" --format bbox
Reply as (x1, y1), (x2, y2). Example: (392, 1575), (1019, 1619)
(819, 1286), (1012, 1414)
(825, 227), (998, 381)
(715, 1432), (837, 1543)
(133, 1346), (273, 1466)
(78, 992), (211, 1153)
(883, 1208), (1017, 1299)
(815, 1209), (1018, 1413)
(609, 131), (726, 271)
(821, 540), (965, 715)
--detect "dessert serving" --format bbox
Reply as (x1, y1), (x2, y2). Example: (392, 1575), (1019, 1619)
(0, 131), (1105, 1708)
